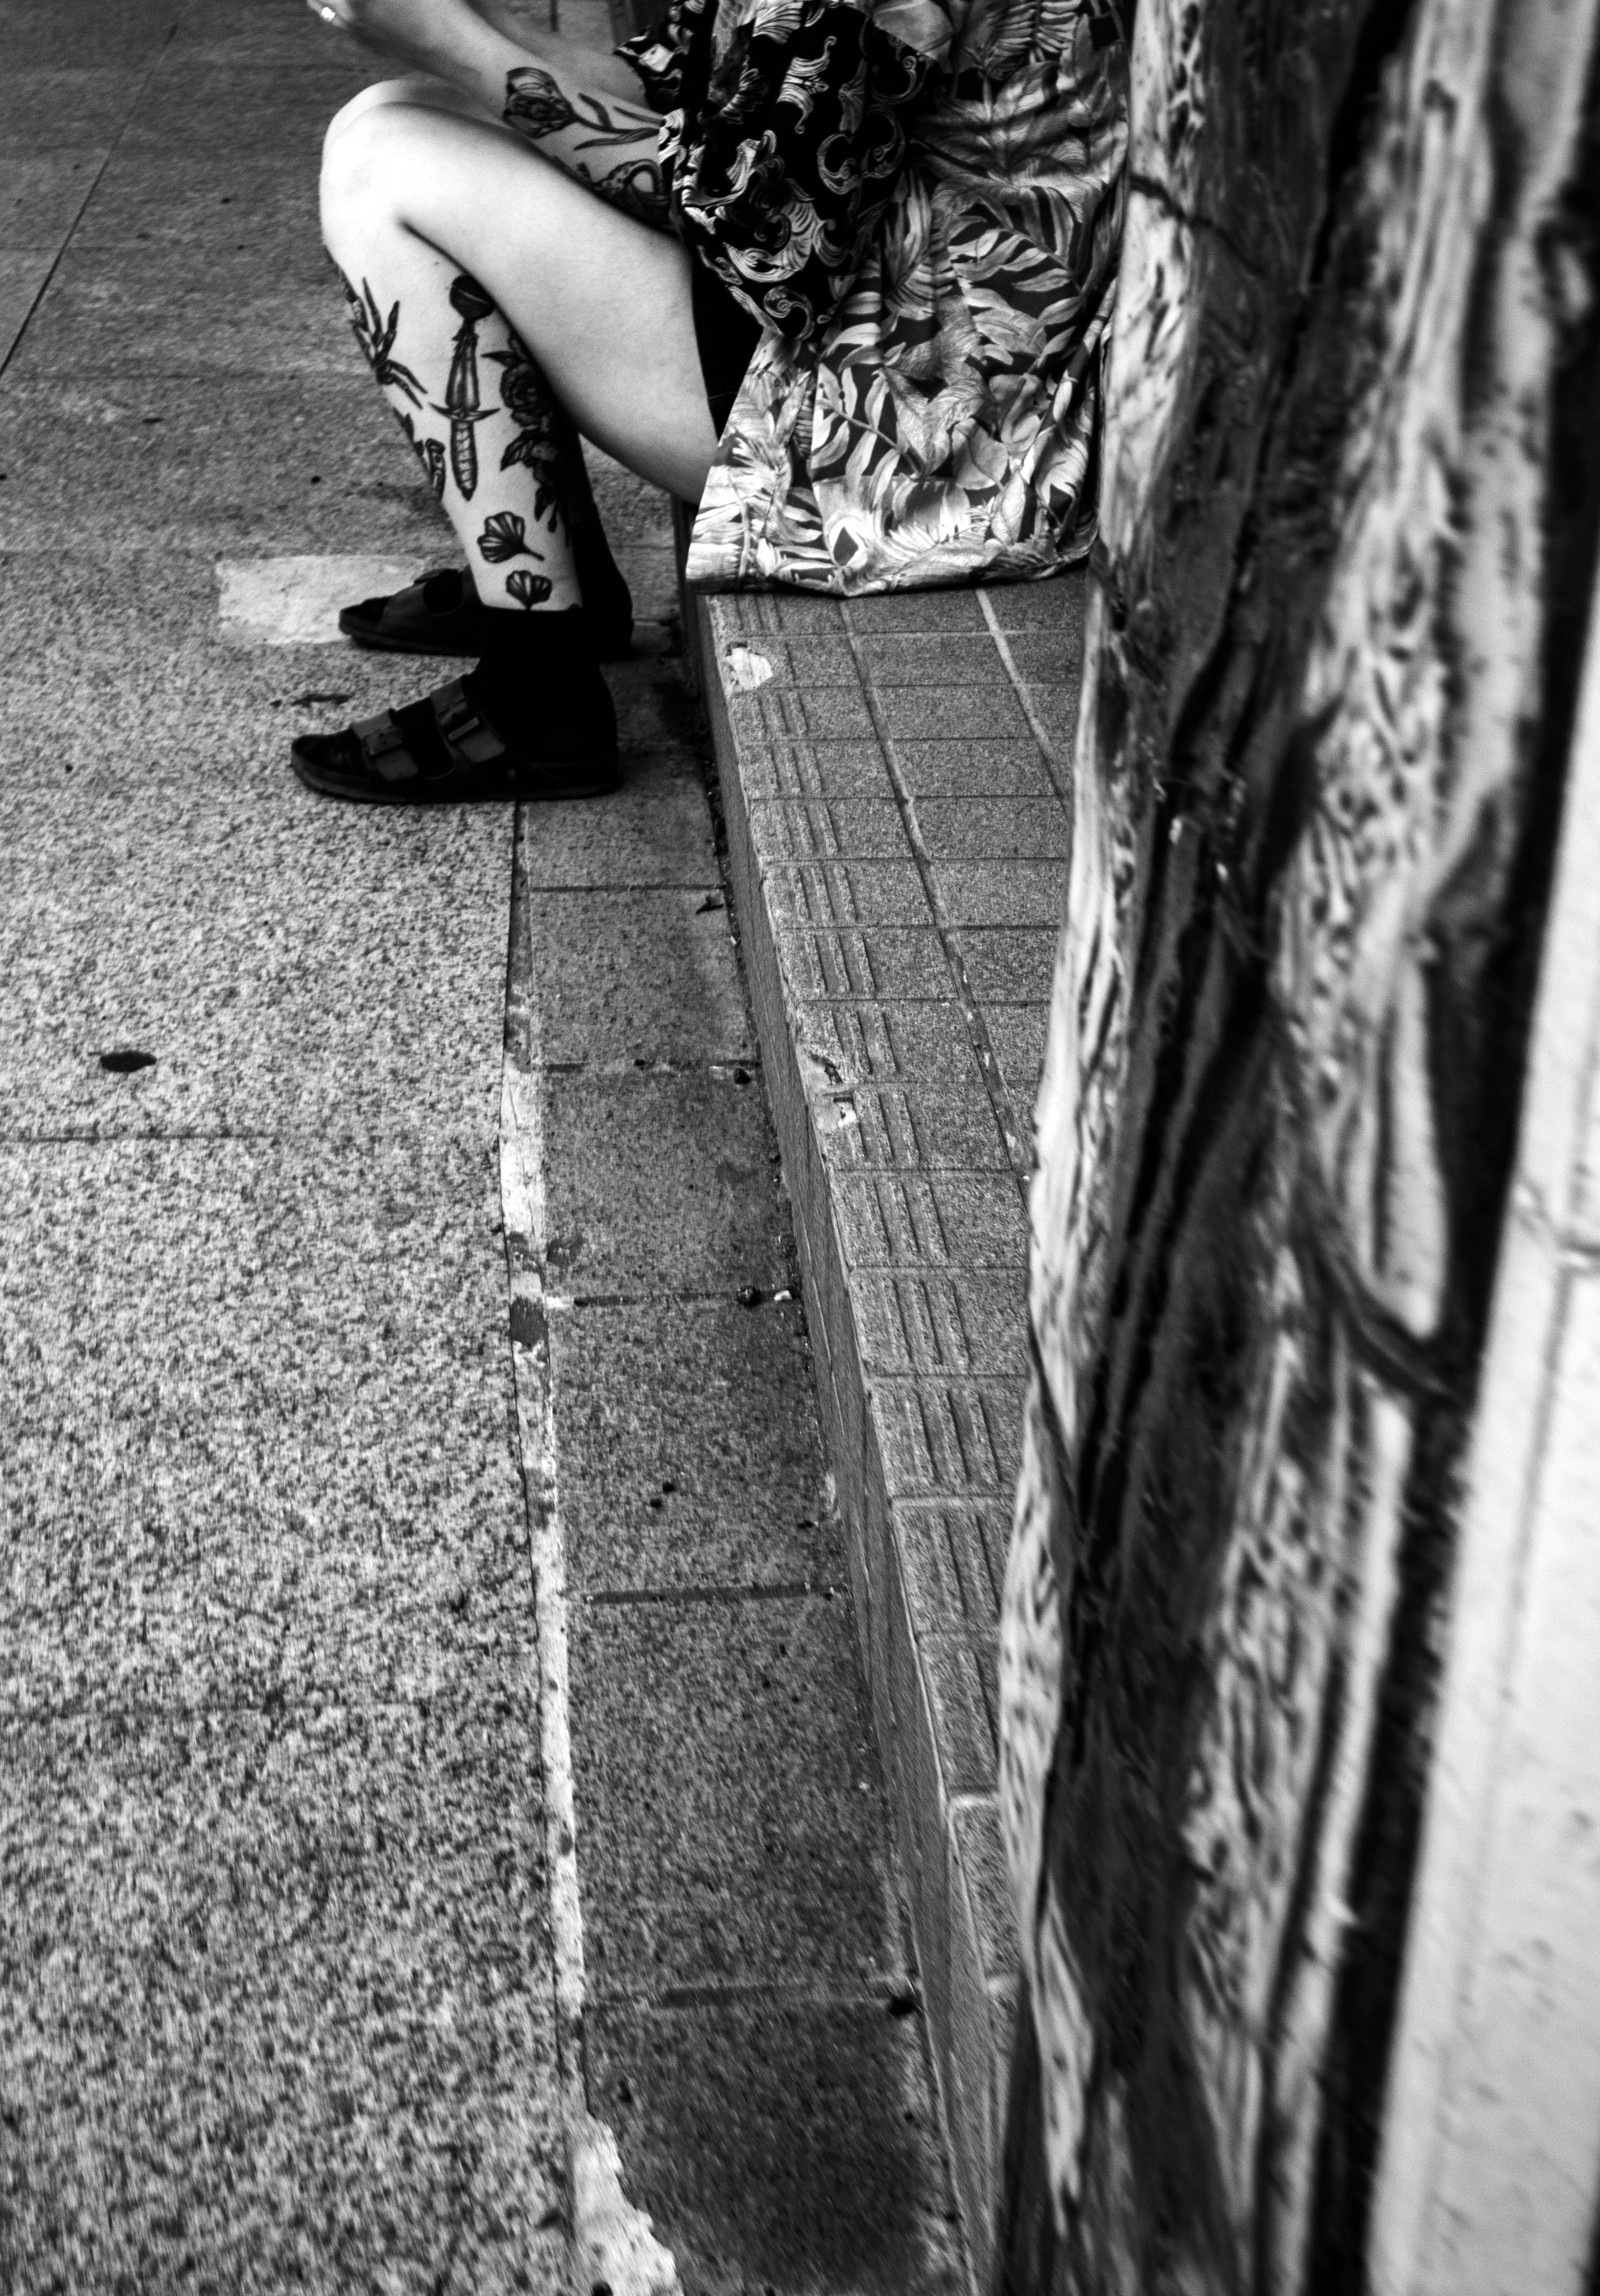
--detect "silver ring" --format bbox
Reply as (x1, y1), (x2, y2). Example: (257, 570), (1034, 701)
(320, 5), (338, 20)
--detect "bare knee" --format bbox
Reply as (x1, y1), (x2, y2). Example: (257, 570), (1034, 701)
(320, 92), (425, 245)
(320, 92), (519, 253)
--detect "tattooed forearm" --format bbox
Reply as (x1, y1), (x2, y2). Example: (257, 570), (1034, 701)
(503, 64), (579, 139)
(502, 65), (666, 220)
(503, 66), (656, 147)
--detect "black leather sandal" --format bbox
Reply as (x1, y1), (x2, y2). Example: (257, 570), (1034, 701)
(340, 534), (635, 661)
(337, 567), (490, 660)
(289, 676), (619, 805)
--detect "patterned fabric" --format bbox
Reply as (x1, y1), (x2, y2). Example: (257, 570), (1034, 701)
(621, 0), (1127, 592)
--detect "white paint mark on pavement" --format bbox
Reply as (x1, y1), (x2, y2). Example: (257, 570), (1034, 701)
(724, 642), (774, 692)
(215, 555), (422, 645)
(500, 817), (681, 2296)
(570, 2117), (680, 2296)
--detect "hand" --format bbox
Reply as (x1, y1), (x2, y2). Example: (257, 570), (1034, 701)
(303, 0), (485, 77)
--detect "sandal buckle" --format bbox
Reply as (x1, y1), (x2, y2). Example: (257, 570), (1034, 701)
(354, 711), (418, 784)
(432, 680), (504, 770)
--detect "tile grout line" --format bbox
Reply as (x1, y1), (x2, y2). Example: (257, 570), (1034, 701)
(501, 807), (682, 2296)
(590, 1975), (918, 2014)
(0, 15), (185, 386)
(976, 588), (1076, 818)
(836, 604), (1033, 1197)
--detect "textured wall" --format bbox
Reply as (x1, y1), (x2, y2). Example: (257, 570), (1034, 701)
(996, 0), (1600, 2288)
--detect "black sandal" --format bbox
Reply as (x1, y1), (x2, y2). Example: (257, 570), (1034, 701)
(337, 567), (490, 660)
(290, 675), (619, 805)
(340, 534), (635, 661)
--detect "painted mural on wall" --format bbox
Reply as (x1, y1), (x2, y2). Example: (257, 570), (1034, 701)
(996, 0), (1600, 2286)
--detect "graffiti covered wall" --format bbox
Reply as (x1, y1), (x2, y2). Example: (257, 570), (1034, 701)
(997, 0), (1600, 2286)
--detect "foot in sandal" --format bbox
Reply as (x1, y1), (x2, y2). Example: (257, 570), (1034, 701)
(339, 519), (636, 662)
(291, 608), (618, 804)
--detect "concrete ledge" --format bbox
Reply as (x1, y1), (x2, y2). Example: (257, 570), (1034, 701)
(688, 576), (1084, 2287)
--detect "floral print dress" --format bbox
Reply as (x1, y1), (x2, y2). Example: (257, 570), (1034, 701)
(622, 0), (1128, 592)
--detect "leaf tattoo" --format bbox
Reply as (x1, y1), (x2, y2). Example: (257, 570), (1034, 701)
(396, 411), (448, 500)
(506, 570), (554, 609)
(342, 274), (425, 405)
(418, 436), (447, 499)
(478, 511), (543, 564)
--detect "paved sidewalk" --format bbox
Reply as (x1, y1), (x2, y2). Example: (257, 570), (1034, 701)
(693, 577), (1085, 2284)
(0, 4), (961, 2290)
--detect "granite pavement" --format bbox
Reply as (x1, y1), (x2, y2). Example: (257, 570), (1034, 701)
(0, 3), (962, 2290)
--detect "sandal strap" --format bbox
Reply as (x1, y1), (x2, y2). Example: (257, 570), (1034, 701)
(431, 679), (506, 771)
(353, 709), (421, 785)
(348, 680), (508, 790)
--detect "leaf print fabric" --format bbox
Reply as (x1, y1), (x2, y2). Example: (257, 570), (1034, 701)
(618, 0), (1126, 593)
(663, 0), (942, 345)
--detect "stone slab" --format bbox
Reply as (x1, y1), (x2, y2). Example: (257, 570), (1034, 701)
(0, 70), (145, 153)
(526, 890), (753, 1067)
(541, 1069), (791, 1300)
(570, 1593), (893, 1999)
(585, 1996), (966, 2296)
(0, 152), (103, 247)
(554, 1297), (838, 1592)
(120, 59), (375, 158)
(773, 922), (952, 1002)
(69, 147), (321, 250)
(0, 374), (445, 558)
(0, 768), (510, 1141)
(1, 1697), (564, 2294)
(8, 239), (348, 380)
(0, 248), (52, 369)
(0, 1136), (527, 1716)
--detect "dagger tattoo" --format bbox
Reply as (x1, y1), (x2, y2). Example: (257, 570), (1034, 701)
(437, 273), (498, 502)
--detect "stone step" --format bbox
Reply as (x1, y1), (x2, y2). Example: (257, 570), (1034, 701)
(688, 572), (1086, 2288)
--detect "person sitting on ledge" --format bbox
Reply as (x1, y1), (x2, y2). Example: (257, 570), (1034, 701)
(293, 0), (1128, 805)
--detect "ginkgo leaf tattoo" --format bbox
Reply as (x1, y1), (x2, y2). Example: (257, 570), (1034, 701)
(506, 569), (554, 609)
(478, 511), (542, 564)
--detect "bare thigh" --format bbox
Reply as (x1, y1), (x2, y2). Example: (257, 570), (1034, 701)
(322, 95), (719, 502)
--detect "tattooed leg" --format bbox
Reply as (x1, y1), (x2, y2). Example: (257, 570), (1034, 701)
(328, 228), (581, 613)
(319, 85), (718, 507)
